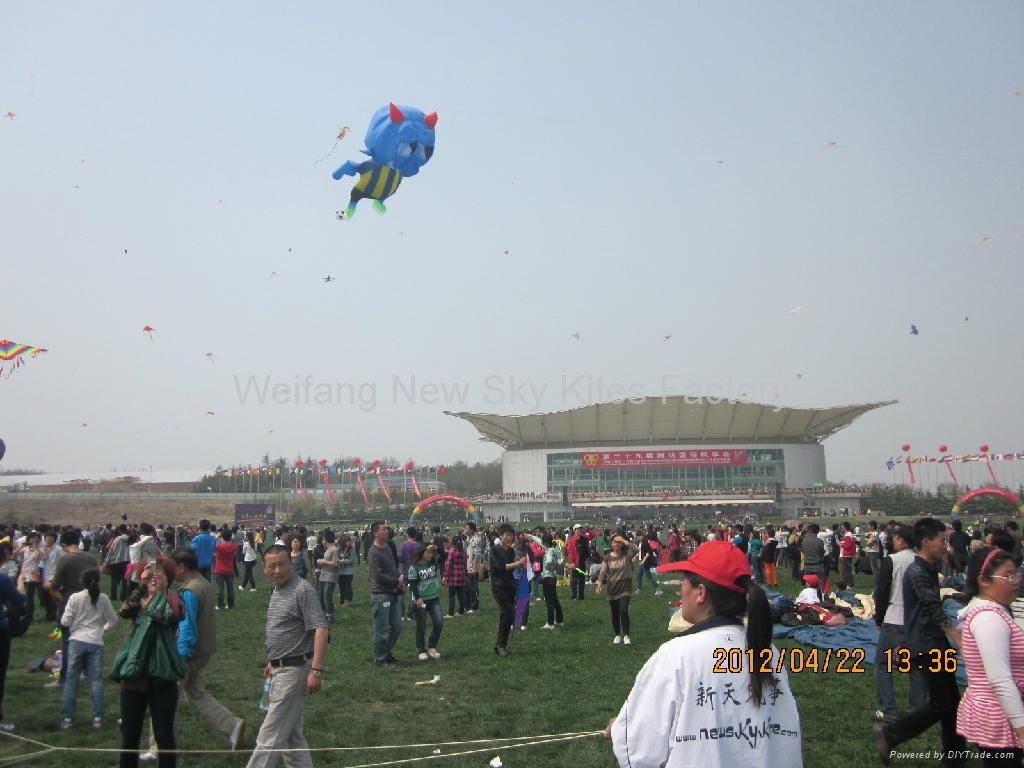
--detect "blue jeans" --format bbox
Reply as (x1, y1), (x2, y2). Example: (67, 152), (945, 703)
(414, 598), (444, 652)
(370, 593), (402, 664)
(61, 640), (104, 721)
(317, 580), (336, 620)
(875, 623), (928, 721)
(636, 564), (658, 591)
(751, 555), (764, 583)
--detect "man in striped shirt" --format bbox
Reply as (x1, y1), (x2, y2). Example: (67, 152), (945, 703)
(246, 545), (329, 768)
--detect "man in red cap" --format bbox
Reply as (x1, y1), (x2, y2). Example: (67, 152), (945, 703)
(605, 540), (803, 767)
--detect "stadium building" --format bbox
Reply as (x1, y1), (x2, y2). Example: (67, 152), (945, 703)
(447, 397), (894, 521)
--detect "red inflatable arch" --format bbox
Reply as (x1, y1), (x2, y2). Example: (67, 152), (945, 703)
(952, 487), (1024, 516)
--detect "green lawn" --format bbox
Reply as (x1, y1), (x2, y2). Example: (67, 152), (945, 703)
(0, 565), (974, 767)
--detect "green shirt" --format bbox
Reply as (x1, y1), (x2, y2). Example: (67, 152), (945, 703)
(408, 558), (441, 602)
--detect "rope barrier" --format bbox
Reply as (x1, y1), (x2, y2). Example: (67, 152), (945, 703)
(0, 749), (57, 768)
(0, 728), (604, 764)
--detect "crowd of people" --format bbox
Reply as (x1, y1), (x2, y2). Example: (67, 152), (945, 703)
(0, 512), (1023, 766)
(470, 484), (870, 503)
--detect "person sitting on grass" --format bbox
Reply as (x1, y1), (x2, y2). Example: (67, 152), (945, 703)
(408, 543), (444, 661)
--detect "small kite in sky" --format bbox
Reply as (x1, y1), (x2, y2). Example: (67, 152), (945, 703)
(314, 125), (352, 165)
(796, 373), (803, 379)
(217, 199), (223, 205)
(571, 332), (580, 341)
(142, 325), (156, 341)
(268, 272), (278, 280)
(4, 112), (14, 121)
(322, 275), (335, 283)
(1014, 90), (1022, 97)
(287, 247), (293, 253)
(0, 339), (47, 378)
(910, 324), (919, 336)
(206, 411), (216, 416)
(205, 352), (215, 363)
(981, 235), (993, 242)
(787, 306), (803, 314)
(827, 140), (837, 147)
(81, 423), (88, 428)
(964, 316), (969, 322)
(662, 334), (672, 343)
(716, 160), (724, 165)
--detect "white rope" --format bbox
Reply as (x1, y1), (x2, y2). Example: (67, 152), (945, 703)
(335, 731), (602, 768)
(0, 748), (57, 768)
(0, 728), (603, 759)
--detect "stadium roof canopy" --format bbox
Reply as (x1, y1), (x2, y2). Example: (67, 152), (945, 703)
(446, 397), (896, 450)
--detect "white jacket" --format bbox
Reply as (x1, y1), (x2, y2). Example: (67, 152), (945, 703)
(611, 621), (803, 768)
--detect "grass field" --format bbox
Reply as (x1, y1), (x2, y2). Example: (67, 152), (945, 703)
(0, 563), (973, 768)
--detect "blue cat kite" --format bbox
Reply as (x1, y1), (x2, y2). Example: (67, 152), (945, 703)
(332, 102), (437, 220)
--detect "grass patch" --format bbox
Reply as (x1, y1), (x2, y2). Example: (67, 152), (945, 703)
(0, 566), (971, 767)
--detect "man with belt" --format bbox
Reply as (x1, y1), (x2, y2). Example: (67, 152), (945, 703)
(871, 524), (927, 725)
(246, 545), (329, 768)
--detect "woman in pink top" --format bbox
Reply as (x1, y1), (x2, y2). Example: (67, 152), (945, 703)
(957, 546), (1024, 766)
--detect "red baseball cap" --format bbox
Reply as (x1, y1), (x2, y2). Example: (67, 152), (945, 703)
(657, 540), (750, 594)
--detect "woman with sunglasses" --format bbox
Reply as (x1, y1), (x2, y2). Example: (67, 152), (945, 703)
(956, 546), (1024, 766)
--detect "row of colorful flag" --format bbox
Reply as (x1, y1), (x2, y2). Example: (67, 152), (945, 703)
(213, 463), (449, 478)
(885, 452), (1024, 470)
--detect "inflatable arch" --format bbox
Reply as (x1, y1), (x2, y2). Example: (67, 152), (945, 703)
(952, 487), (1024, 516)
(409, 494), (478, 525)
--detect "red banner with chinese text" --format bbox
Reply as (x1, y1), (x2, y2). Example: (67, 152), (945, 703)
(579, 449), (749, 468)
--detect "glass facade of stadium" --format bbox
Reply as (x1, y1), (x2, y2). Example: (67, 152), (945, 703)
(546, 449), (784, 492)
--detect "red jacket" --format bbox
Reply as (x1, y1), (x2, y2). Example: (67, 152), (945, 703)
(567, 534), (579, 565)
(213, 540), (237, 576)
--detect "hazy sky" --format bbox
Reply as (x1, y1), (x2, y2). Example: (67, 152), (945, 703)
(2, 2), (1022, 482)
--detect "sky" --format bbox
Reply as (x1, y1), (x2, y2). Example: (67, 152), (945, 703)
(1, 2), (1022, 483)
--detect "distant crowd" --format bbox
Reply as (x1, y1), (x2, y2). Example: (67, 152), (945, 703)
(471, 484), (870, 502)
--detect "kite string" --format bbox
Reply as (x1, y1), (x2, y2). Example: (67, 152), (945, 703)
(313, 138), (340, 165)
(0, 728), (602, 756)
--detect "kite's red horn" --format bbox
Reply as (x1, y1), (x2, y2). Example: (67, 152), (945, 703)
(389, 102), (405, 123)
(424, 111), (438, 129)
